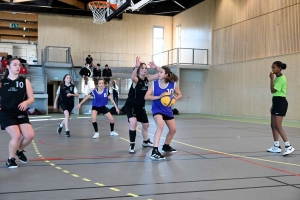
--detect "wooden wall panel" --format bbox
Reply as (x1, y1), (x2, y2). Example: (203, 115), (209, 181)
(212, 2), (300, 65)
(38, 14), (172, 66)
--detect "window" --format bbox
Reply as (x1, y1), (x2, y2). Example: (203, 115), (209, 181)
(153, 27), (164, 66)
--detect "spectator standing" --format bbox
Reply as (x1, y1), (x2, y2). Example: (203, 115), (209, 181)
(1, 56), (7, 73)
(111, 80), (119, 107)
(103, 64), (112, 84)
(86, 55), (93, 66)
(93, 63), (101, 87)
(79, 64), (91, 94)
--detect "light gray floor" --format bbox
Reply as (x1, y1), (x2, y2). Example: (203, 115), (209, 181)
(0, 114), (299, 200)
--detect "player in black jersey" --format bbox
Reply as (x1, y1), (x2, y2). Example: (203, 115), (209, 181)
(0, 58), (35, 168)
(125, 56), (159, 154)
(54, 74), (78, 137)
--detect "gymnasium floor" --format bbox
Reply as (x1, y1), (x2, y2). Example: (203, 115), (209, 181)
(0, 114), (299, 200)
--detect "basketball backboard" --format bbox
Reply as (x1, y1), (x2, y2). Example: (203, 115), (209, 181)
(106, 0), (131, 21)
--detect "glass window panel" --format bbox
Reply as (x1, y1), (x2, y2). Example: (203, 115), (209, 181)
(153, 27), (164, 39)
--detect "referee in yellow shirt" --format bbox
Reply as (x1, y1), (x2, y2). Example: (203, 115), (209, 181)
(267, 61), (295, 156)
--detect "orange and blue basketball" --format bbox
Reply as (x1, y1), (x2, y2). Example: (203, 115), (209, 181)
(160, 92), (176, 107)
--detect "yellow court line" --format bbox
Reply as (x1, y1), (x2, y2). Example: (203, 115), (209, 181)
(237, 136), (241, 138)
(137, 125), (300, 168)
(63, 170), (70, 173)
(95, 183), (105, 187)
(56, 167), (62, 169)
(119, 137), (130, 142)
(110, 188), (120, 192)
(49, 163), (55, 166)
(72, 174), (80, 178)
(82, 178), (91, 182)
(127, 193), (139, 197)
(45, 160), (50, 163)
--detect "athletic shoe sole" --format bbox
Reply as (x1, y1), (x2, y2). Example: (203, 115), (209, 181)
(150, 156), (165, 160)
(283, 148), (295, 156)
(162, 150), (177, 153)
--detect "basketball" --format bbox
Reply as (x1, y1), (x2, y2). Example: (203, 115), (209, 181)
(160, 92), (176, 107)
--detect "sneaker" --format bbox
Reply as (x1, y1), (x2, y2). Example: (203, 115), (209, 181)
(129, 145), (135, 154)
(162, 144), (177, 153)
(266, 145), (282, 153)
(150, 149), (165, 160)
(6, 158), (18, 168)
(283, 146), (295, 156)
(110, 131), (119, 136)
(16, 150), (27, 163)
(57, 124), (62, 134)
(65, 131), (70, 137)
(93, 132), (99, 139)
(142, 139), (153, 147)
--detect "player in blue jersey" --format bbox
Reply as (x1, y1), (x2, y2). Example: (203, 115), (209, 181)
(77, 79), (119, 138)
(145, 66), (182, 160)
(0, 58), (35, 168)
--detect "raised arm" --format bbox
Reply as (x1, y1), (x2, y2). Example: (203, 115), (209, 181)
(131, 56), (141, 83)
(147, 61), (159, 81)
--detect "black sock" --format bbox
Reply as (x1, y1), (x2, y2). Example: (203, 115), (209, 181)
(92, 122), (98, 132)
(110, 123), (114, 132)
(144, 138), (149, 143)
(130, 143), (135, 148)
(129, 130), (136, 143)
(164, 144), (169, 146)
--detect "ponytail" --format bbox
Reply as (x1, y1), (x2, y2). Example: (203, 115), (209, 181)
(161, 66), (178, 82)
(3, 68), (9, 79)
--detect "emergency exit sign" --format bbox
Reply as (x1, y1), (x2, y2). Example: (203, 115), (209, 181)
(9, 23), (19, 28)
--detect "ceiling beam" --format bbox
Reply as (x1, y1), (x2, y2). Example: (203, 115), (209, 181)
(0, 29), (38, 37)
(0, 12), (38, 22)
(58, 0), (84, 9)
(0, 35), (37, 41)
(0, 21), (38, 29)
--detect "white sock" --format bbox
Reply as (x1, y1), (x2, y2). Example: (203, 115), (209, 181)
(284, 141), (290, 147)
(59, 124), (63, 127)
(66, 129), (69, 131)
(274, 141), (279, 147)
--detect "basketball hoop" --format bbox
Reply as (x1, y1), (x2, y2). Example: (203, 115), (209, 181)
(88, 1), (110, 25)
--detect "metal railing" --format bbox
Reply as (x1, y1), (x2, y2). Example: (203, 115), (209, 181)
(70, 54), (78, 82)
(82, 51), (152, 67)
(44, 46), (71, 63)
(152, 48), (208, 66)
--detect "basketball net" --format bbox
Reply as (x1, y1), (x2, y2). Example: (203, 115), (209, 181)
(88, 1), (110, 25)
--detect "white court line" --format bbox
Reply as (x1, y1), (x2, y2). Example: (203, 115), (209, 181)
(30, 119), (50, 122)
(77, 117), (90, 118)
(50, 118), (69, 120)
(29, 116), (52, 119)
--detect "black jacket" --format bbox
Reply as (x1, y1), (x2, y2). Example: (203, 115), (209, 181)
(93, 68), (101, 77)
(102, 68), (112, 78)
(79, 67), (91, 77)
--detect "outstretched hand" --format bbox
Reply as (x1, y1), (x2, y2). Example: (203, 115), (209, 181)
(76, 104), (81, 109)
(135, 56), (141, 68)
(148, 61), (157, 69)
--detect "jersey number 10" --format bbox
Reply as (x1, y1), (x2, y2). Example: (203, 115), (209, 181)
(16, 81), (24, 88)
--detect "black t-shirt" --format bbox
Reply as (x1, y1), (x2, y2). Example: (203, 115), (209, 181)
(59, 84), (75, 105)
(126, 77), (149, 108)
(79, 67), (91, 77)
(93, 68), (101, 77)
(0, 76), (27, 118)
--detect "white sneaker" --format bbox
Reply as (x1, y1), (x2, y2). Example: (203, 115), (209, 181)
(92, 132), (99, 139)
(283, 146), (295, 156)
(266, 146), (282, 153)
(129, 146), (135, 154)
(110, 131), (118, 136)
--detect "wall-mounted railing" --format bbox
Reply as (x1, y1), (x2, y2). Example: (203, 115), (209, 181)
(82, 51), (152, 67)
(152, 48), (208, 66)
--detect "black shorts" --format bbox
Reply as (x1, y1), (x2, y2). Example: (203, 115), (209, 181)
(1, 114), (30, 130)
(153, 113), (174, 121)
(59, 102), (74, 115)
(271, 97), (288, 116)
(125, 103), (149, 123)
(92, 106), (109, 115)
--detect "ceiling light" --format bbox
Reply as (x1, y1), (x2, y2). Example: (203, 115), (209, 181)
(23, 35), (25, 37)
(24, 20), (26, 22)
(23, 27), (26, 30)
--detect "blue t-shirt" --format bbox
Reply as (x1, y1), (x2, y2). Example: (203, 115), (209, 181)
(90, 88), (109, 107)
(152, 80), (175, 117)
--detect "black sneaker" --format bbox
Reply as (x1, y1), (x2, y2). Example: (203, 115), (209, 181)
(65, 131), (70, 137)
(162, 144), (177, 153)
(150, 149), (165, 160)
(142, 139), (153, 148)
(16, 150), (27, 163)
(6, 158), (18, 168)
(57, 124), (62, 134)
